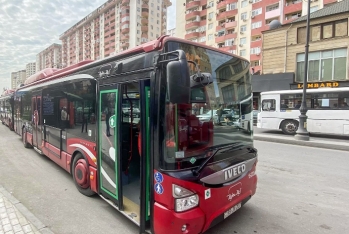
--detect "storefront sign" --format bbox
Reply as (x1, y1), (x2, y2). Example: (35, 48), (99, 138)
(297, 82), (339, 89)
(289, 81), (349, 89)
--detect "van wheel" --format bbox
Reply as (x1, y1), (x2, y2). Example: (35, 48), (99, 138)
(281, 120), (298, 135)
(72, 153), (95, 197)
(22, 128), (30, 148)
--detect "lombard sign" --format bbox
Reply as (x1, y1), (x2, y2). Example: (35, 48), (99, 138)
(296, 82), (339, 89)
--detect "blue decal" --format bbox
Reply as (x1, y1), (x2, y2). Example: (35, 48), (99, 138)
(154, 172), (164, 183)
(154, 183), (164, 195)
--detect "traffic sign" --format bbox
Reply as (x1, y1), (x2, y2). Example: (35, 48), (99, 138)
(109, 114), (116, 128)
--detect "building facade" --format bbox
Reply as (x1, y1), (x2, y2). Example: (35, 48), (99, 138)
(262, 0), (349, 86)
(59, 0), (171, 66)
(176, 0), (339, 74)
(167, 28), (176, 36)
(11, 70), (26, 89)
(36, 43), (62, 72)
(26, 62), (36, 78)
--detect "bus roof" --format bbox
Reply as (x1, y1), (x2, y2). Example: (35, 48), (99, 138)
(260, 87), (349, 95)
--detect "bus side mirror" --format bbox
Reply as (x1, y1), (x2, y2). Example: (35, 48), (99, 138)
(166, 53), (190, 104)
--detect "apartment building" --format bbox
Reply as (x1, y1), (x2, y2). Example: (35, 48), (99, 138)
(10, 70), (26, 89)
(176, 0), (339, 73)
(262, 0), (349, 84)
(167, 28), (176, 36)
(26, 62), (36, 78)
(36, 43), (62, 72)
(59, 0), (171, 67)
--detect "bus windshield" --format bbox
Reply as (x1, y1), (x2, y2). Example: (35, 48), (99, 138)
(162, 42), (253, 170)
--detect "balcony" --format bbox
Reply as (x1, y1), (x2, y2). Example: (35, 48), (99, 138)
(185, 31), (199, 40)
(186, 0), (200, 10)
(185, 11), (200, 21)
(121, 0), (129, 6)
(250, 39), (262, 48)
(142, 3), (149, 9)
(142, 8), (149, 17)
(219, 45), (236, 52)
(121, 27), (129, 34)
(216, 9), (238, 21)
(185, 21), (200, 30)
(200, 9), (207, 17)
(250, 53), (261, 62)
(121, 34), (129, 41)
(216, 24), (225, 31)
(265, 8), (281, 20)
(217, 0), (237, 9)
(141, 26), (148, 32)
(284, 1), (302, 15)
(215, 32), (237, 43)
(121, 42), (129, 49)
(225, 21), (237, 29)
(141, 17), (148, 25)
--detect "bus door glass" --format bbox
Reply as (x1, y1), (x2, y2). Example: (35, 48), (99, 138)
(32, 96), (41, 147)
(99, 89), (120, 207)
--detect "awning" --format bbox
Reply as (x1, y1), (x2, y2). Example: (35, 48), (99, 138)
(252, 73), (294, 92)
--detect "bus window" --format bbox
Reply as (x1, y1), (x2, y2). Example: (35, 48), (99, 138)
(262, 99), (276, 111)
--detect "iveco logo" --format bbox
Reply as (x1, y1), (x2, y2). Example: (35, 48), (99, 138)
(224, 164), (246, 181)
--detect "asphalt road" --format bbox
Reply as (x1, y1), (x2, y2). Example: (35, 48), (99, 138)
(0, 124), (348, 234)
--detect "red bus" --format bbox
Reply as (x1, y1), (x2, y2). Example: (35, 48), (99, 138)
(0, 89), (15, 130)
(12, 36), (257, 234)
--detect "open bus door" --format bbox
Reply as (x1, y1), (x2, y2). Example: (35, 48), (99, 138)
(98, 80), (151, 233)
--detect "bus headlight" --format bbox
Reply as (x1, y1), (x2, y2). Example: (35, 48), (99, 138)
(173, 184), (199, 212)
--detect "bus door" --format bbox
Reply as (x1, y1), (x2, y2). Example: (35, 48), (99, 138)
(98, 89), (121, 208)
(31, 96), (42, 149)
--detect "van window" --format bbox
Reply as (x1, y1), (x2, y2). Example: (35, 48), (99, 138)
(262, 99), (276, 111)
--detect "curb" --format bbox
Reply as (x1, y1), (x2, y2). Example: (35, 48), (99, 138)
(254, 134), (349, 151)
(0, 185), (54, 234)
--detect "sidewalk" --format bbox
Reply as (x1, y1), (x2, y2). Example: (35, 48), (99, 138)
(254, 133), (349, 151)
(0, 185), (54, 234)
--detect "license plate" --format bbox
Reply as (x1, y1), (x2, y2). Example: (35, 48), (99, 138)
(224, 203), (241, 219)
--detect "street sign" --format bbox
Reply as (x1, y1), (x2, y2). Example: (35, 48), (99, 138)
(109, 114), (116, 128)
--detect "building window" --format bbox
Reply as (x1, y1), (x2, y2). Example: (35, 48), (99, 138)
(241, 0), (248, 8)
(240, 37), (246, 44)
(208, 23), (213, 30)
(199, 36), (206, 42)
(296, 48), (347, 82)
(251, 8), (262, 17)
(208, 1), (214, 7)
(208, 12), (213, 19)
(266, 4), (279, 12)
(240, 49), (246, 56)
(225, 39), (234, 46)
(310, 6), (318, 13)
(240, 25), (247, 32)
(241, 12), (247, 20)
(227, 3), (237, 10)
(208, 34), (213, 41)
(250, 47), (261, 54)
(251, 21), (262, 29)
(297, 19), (348, 43)
(252, 60), (260, 66)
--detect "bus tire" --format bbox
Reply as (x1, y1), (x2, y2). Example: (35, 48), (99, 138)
(281, 120), (298, 135)
(22, 128), (30, 148)
(72, 153), (95, 197)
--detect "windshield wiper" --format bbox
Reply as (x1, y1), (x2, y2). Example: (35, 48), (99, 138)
(192, 143), (240, 177)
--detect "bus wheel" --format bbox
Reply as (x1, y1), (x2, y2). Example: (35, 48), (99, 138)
(72, 153), (95, 197)
(22, 128), (30, 148)
(281, 120), (298, 135)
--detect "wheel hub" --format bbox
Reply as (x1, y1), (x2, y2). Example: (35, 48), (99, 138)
(75, 159), (89, 188)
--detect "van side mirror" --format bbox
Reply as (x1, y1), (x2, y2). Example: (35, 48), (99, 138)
(166, 50), (190, 104)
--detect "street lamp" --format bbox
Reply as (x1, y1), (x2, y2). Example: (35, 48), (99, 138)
(294, 0), (311, 141)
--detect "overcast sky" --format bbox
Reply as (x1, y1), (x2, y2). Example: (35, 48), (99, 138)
(0, 0), (176, 91)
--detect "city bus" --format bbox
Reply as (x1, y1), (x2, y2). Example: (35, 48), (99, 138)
(257, 87), (349, 135)
(12, 36), (257, 234)
(0, 89), (15, 130)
